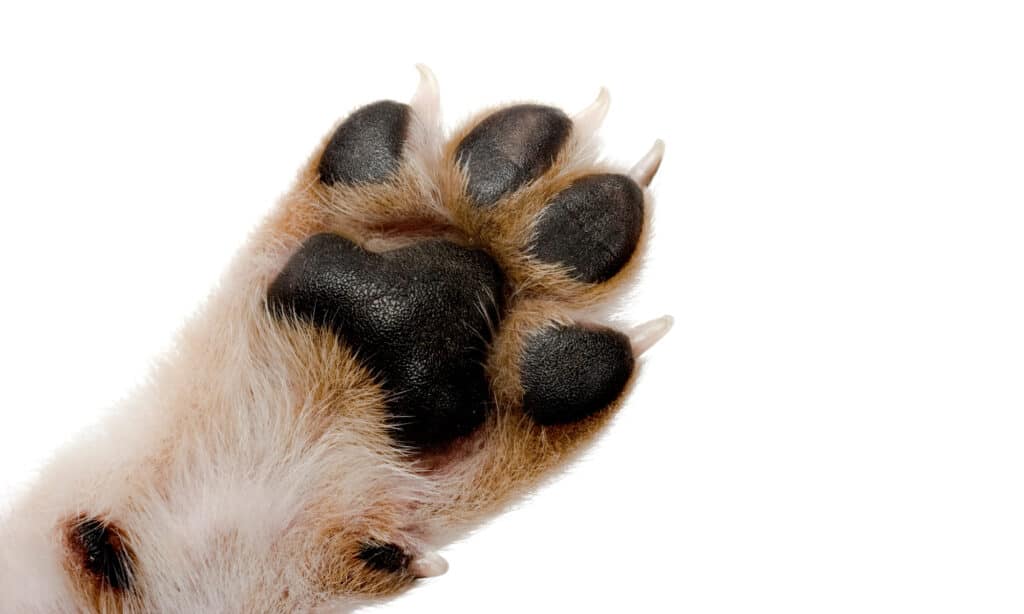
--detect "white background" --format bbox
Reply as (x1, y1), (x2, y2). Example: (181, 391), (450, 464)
(1, 2), (1022, 612)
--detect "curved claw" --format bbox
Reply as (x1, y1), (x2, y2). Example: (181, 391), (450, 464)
(406, 64), (443, 161)
(627, 315), (673, 356)
(573, 87), (611, 136)
(409, 551), (449, 578)
(410, 64), (440, 118)
(629, 139), (665, 187)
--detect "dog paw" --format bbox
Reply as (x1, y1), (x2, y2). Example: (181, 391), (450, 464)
(256, 67), (671, 593)
(0, 68), (670, 613)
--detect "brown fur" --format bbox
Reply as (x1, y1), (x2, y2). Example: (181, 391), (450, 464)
(0, 74), (663, 613)
(230, 98), (654, 551)
(252, 96), (652, 585)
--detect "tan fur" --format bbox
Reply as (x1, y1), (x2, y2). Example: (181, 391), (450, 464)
(0, 73), (661, 613)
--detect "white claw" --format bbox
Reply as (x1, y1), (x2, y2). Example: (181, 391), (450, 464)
(573, 87), (611, 136)
(629, 139), (665, 187)
(410, 64), (440, 118)
(628, 315), (674, 356)
(409, 551), (449, 578)
(407, 64), (443, 163)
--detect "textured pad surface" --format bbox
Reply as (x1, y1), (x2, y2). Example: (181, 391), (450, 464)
(268, 234), (504, 448)
(520, 325), (634, 425)
(455, 105), (571, 206)
(531, 174), (644, 283)
(318, 100), (410, 186)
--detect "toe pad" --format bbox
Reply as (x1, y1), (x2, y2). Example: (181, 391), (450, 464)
(455, 104), (571, 207)
(520, 325), (634, 425)
(319, 100), (410, 187)
(531, 174), (644, 283)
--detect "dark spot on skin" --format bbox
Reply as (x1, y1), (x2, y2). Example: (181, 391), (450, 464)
(358, 542), (409, 573)
(531, 174), (644, 283)
(68, 516), (134, 591)
(318, 100), (410, 186)
(268, 234), (504, 449)
(455, 104), (571, 206)
(520, 325), (634, 425)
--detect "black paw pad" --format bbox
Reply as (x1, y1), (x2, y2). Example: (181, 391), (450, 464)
(318, 100), (410, 186)
(520, 325), (634, 425)
(358, 542), (410, 573)
(531, 174), (644, 283)
(455, 104), (572, 207)
(68, 516), (135, 591)
(268, 234), (504, 448)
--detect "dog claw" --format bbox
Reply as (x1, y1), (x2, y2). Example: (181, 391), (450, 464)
(411, 64), (440, 117)
(409, 551), (449, 578)
(573, 87), (611, 136)
(629, 139), (665, 187)
(627, 315), (673, 356)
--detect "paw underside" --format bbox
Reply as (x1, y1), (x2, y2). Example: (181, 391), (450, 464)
(257, 68), (667, 584)
(269, 88), (662, 448)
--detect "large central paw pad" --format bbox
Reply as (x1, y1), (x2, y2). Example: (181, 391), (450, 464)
(265, 71), (668, 459)
(268, 235), (504, 448)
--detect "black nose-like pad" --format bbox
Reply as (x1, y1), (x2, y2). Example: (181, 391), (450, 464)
(268, 234), (504, 448)
(318, 100), (411, 187)
(530, 174), (644, 284)
(455, 104), (572, 206)
(520, 325), (634, 425)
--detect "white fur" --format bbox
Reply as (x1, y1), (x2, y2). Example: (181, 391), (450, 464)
(0, 68), (664, 613)
(0, 288), (430, 612)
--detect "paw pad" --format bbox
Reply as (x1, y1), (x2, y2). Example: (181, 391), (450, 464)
(269, 74), (665, 453)
(531, 173), (644, 283)
(357, 542), (410, 573)
(520, 325), (634, 425)
(268, 233), (503, 448)
(455, 104), (571, 206)
(318, 100), (411, 186)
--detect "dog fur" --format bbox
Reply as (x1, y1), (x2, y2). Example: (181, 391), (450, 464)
(0, 67), (667, 613)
